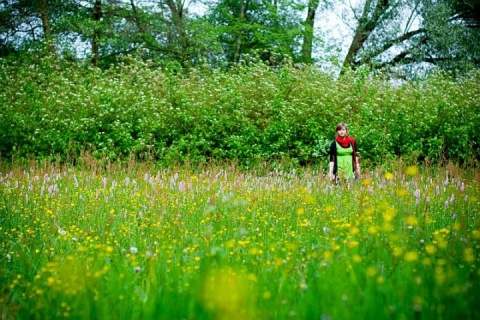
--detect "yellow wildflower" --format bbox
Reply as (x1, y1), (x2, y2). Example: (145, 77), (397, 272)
(323, 251), (332, 260)
(346, 240), (359, 249)
(366, 266), (378, 277)
(405, 251), (419, 262)
(463, 248), (475, 263)
(362, 179), (372, 186)
(393, 247), (404, 257)
(367, 225), (379, 235)
(425, 244), (437, 255)
(250, 248), (263, 256)
(352, 255), (362, 263)
(472, 230), (480, 239)
(350, 226), (361, 235)
(406, 165), (419, 176)
(406, 215), (418, 226)
(296, 207), (305, 215)
(384, 172), (394, 180)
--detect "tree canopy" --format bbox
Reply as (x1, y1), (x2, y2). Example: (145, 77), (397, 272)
(341, 0), (480, 76)
(0, 0), (479, 77)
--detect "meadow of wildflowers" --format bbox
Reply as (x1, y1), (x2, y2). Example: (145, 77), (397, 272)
(1, 160), (479, 319)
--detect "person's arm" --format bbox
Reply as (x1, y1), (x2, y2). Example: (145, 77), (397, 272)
(328, 161), (335, 181)
(327, 142), (335, 181)
(355, 159), (360, 177)
(353, 140), (360, 177)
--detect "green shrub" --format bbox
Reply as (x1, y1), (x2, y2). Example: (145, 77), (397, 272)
(0, 55), (479, 166)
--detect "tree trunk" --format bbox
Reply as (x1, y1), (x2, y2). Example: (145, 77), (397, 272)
(341, 0), (389, 75)
(92, 0), (102, 66)
(301, 0), (320, 64)
(233, 0), (248, 63)
(39, 0), (54, 52)
(130, 0), (146, 34)
(165, 0), (190, 66)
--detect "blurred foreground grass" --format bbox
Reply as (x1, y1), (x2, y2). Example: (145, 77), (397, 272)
(1, 160), (479, 319)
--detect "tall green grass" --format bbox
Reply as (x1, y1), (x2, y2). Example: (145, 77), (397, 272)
(1, 159), (479, 319)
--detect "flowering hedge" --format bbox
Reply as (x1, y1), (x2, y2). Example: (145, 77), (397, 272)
(1, 55), (479, 166)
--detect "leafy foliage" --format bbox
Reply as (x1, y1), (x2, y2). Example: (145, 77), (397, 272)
(0, 55), (479, 166)
(207, 0), (306, 64)
(341, 0), (480, 76)
(1, 0), (479, 77)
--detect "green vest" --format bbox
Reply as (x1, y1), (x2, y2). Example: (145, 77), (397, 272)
(336, 142), (354, 179)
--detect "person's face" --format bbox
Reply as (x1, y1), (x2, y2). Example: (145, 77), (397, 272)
(337, 127), (347, 137)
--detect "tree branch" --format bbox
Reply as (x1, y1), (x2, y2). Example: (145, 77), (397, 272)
(360, 28), (427, 63)
(341, 0), (390, 75)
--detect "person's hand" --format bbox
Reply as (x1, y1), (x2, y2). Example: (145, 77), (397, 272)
(355, 168), (361, 179)
(327, 172), (335, 181)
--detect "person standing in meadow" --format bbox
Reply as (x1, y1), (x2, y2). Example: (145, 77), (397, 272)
(327, 122), (360, 183)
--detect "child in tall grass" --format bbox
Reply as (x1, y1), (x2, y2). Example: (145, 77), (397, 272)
(327, 122), (360, 183)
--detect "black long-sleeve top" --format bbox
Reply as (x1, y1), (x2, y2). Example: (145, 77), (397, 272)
(329, 139), (358, 175)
